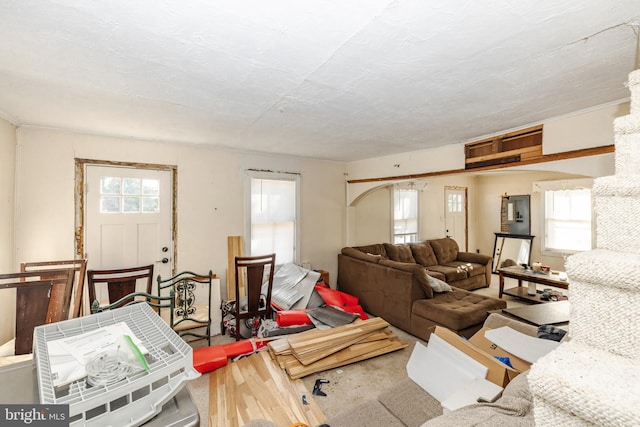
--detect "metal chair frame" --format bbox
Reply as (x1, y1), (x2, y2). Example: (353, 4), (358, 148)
(157, 271), (213, 345)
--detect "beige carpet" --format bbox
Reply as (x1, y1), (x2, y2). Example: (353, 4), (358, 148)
(186, 274), (531, 427)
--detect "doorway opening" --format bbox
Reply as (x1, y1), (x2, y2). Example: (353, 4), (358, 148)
(74, 158), (177, 275)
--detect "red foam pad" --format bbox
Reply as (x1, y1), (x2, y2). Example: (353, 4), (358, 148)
(314, 283), (359, 307)
(193, 346), (227, 373)
(276, 310), (313, 326)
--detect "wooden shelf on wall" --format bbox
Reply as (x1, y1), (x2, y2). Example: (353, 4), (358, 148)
(465, 125), (543, 169)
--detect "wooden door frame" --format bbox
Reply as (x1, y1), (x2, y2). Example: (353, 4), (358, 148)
(74, 158), (178, 272)
(444, 185), (468, 251)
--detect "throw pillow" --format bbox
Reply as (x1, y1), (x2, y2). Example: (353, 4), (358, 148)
(427, 275), (452, 292)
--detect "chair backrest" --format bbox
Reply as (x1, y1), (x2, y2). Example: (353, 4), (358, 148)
(157, 270), (213, 324)
(156, 270), (214, 345)
(0, 269), (75, 355)
(21, 259), (88, 318)
(234, 254), (276, 333)
(91, 290), (175, 321)
(87, 264), (154, 307)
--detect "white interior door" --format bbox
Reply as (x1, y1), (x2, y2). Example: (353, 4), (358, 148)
(85, 165), (173, 303)
(444, 187), (467, 251)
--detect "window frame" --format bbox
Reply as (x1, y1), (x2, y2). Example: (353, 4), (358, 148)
(390, 183), (419, 244)
(245, 170), (301, 265)
(534, 178), (595, 257)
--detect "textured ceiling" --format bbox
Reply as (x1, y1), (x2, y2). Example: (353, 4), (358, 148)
(0, 1), (638, 161)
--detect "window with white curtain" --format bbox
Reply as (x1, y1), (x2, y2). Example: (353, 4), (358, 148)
(247, 172), (299, 265)
(534, 179), (594, 255)
(392, 185), (419, 243)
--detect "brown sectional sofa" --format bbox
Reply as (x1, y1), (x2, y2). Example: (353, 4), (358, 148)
(338, 237), (506, 341)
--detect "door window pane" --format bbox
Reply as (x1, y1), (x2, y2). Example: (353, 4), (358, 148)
(100, 176), (160, 214)
(123, 178), (141, 195)
(142, 197), (160, 213)
(142, 179), (159, 196)
(123, 196), (140, 213)
(100, 196), (120, 213)
(100, 177), (121, 194)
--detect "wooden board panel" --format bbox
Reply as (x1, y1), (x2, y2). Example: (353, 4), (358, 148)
(227, 236), (244, 300)
(209, 351), (326, 427)
(286, 336), (408, 379)
(267, 320), (408, 380)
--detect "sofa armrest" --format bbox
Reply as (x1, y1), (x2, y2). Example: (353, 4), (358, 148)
(456, 251), (491, 265)
(457, 251), (492, 286)
(341, 247), (383, 264)
(338, 254), (426, 331)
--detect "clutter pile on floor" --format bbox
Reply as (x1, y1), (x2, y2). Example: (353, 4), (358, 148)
(267, 316), (407, 379)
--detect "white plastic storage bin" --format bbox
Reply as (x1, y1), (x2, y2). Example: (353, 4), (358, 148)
(33, 303), (200, 427)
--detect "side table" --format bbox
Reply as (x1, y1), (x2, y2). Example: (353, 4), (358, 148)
(498, 266), (569, 304)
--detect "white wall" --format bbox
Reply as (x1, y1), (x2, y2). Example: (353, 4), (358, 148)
(345, 102), (626, 188)
(12, 127), (346, 335)
(0, 118), (15, 272)
(0, 118), (16, 343)
(345, 103), (624, 266)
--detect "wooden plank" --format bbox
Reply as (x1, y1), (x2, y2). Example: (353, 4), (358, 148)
(209, 351), (326, 427)
(287, 318), (390, 365)
(286, 337), (408, 379)
(227, 236), (244, 300)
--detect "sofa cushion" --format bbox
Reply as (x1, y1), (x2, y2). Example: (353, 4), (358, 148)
(412, 289), (506, 331)
(383, 243), (416, 263)
(353, 243), (388, 258)
(379, 259), (433, 299)
(409, 242), (438, 267)
(444, 261), (486, 278)
(424, 264), (468, 282)
(342, 247), (383, 263)
(428, 238), (459, 264)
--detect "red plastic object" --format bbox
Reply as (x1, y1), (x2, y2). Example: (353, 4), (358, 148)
(192, 338), (270, 373)
(193, 346), (227, 373)
(276, 310), (313, 326)
(314, 283), (359, 307)
(313, 284), (369, 319)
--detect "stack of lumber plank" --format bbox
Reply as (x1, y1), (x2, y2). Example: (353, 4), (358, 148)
(268, 317), (408, 379)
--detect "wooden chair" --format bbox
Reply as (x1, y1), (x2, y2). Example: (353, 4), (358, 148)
(90, 289), (175, 320)
(87, 264), (154, 309)
(21, 259), (88, 318)
(0, 269), (75, 355)
(233, 254), (276, 341)
(157, 271), (213, 345)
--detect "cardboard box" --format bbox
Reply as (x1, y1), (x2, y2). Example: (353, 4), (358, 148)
(431, 326), (519, 387)
(468, 327), (532, 373)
